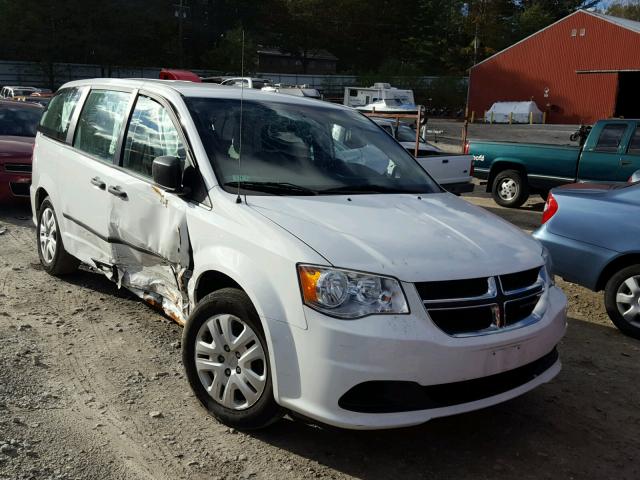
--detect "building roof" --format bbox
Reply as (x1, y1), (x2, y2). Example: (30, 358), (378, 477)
(586, 10), (640, 33)
(471, 9), (640, 70)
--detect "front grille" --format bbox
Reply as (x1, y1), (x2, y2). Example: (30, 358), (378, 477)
(9, 182), (30, 196)
(416, 277), (490, 301)
(417, 267), (545, 336)
(428, 306), (495, 335)
(4, 163), (32, 173)
(500, 267), (540, 292)
(505, 292), (543, 325)
(338, 348), (559, 413)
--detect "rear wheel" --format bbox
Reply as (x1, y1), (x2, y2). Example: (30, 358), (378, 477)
(604, 265), (640, 339)
(182, 288), (282, 430)
(37, 198), (80, 275)
(492, 169), (529, 208)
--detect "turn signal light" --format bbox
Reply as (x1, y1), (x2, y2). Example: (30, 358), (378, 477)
(541, 192), (558, 224)
(298, 266), (321, 303)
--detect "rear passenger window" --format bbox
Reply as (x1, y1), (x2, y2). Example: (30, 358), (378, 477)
(627, 127), (640, 155)
(73, 90), (131, 163)
(121, 95), (186, 178)
(39, 88), (82, 142)
(594, 124), (627, 152)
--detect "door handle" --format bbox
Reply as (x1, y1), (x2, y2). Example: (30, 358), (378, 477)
(108, 185), (127, 199)
(90, 176), (106, 190)
(442, 159), (449, 164)
(620, 159), (633, 166)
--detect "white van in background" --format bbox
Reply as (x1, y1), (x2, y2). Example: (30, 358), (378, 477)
(343, 83), (417, 112)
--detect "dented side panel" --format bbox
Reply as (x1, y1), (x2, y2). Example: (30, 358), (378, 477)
(103, 169), (193, 324)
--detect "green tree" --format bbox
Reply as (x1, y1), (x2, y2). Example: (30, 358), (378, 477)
(607, 0), (640, 21)
(201, 27), (258, 73)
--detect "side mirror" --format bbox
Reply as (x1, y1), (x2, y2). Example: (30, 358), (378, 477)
(629, 169), (640, 184)
(152, 156), (182, 191)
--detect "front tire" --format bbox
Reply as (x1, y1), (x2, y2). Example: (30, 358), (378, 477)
(37, 197), (80, 275)
(604, 265), (640, 339)
(492, 169), (529, 208)
(182, 288), (282, 430)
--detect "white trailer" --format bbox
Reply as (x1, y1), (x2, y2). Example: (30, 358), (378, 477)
(343, 83), (415, 111)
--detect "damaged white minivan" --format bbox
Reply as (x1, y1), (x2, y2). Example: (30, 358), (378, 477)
(31, 79), (567, 430)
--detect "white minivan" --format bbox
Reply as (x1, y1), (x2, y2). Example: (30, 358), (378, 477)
(31, 79), (567, 430)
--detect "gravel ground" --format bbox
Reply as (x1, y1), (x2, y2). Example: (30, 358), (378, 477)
(1, 192), (639, 480)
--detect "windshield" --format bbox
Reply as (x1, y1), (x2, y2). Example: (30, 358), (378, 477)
(13, 89), (36, 97)
(396, 125), (426, 143)
(252, 80), (271, 89)
(0, 104), (42, 136)
(186, 98), (440, 195)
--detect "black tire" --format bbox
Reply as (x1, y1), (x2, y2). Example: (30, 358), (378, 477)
(182, 288), (282, 430)
(604, 265), (640, 339)
(37, 197), (80, 275)
(491, 169), (529, 208)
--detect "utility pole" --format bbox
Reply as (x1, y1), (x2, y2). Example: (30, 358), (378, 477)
(174, 0), (190, 67)
(473, 21), (479, 66)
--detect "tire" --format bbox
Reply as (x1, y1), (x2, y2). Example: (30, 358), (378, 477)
(604, 265), (640, 339)
(491, 169), (529, 208)
(182, 288), (282, 430)
(37, 197), (80, 275)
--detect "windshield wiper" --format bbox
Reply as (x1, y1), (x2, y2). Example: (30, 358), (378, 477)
(223, 181), (318, 196)
(321, 184), (422, 194)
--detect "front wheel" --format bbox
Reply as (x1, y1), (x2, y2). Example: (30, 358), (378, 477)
(37, 197), (80, 275)
(182, 288), (282, 430)
(491, 169), (529, 208)
(604, 265), (640, 339)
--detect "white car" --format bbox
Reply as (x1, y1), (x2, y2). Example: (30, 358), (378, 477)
(0, 85), (38, 99)
(30, 78), (567, 430)
(373, 118), (474, 194)
(220, 77), (273, 90)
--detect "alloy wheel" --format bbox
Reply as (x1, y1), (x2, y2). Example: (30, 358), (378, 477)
(615, 275), (640, 327)
(499, 178), (518, 201)
(39, 207), (57, 264)
(194, 314), (267, 410)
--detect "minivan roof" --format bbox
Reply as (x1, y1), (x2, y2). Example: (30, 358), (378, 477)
(60, 78), (347, 111)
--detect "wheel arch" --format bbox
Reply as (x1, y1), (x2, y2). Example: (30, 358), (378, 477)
(596, 253), (640, 291)
(34, 187), (50, 213)
(194, 270), (244, 304)
(487, 160), (528, 192)
(188, 261), (305, 404)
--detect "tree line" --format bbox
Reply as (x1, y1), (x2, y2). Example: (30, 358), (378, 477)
(0, 0), (636, 76)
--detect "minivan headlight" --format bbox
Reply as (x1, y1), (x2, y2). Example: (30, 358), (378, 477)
(297, 265), (409, 319)
(541, 246), (555, 286)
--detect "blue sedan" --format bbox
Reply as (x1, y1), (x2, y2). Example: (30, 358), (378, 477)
(533, 181), (640, 339)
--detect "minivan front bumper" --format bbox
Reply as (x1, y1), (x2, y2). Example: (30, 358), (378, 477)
(276, 285), (566, 430)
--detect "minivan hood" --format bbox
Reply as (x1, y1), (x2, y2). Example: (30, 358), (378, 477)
(248, 193), (542, 282)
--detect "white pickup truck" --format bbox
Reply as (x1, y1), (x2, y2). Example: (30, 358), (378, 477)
(374, 118), (474, 195)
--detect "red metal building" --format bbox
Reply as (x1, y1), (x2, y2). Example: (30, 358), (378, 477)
(468, 10), (640, 124)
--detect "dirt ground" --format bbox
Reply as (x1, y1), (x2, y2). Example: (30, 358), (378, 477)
(1, 190), (639, 480)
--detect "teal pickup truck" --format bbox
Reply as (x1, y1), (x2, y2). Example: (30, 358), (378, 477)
(468, 119), (640, 208)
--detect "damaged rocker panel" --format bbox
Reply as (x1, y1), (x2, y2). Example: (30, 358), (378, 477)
(63, 212), (193, 325)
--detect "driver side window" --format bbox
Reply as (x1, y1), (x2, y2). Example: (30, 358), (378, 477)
(121, 95), (186, 178)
